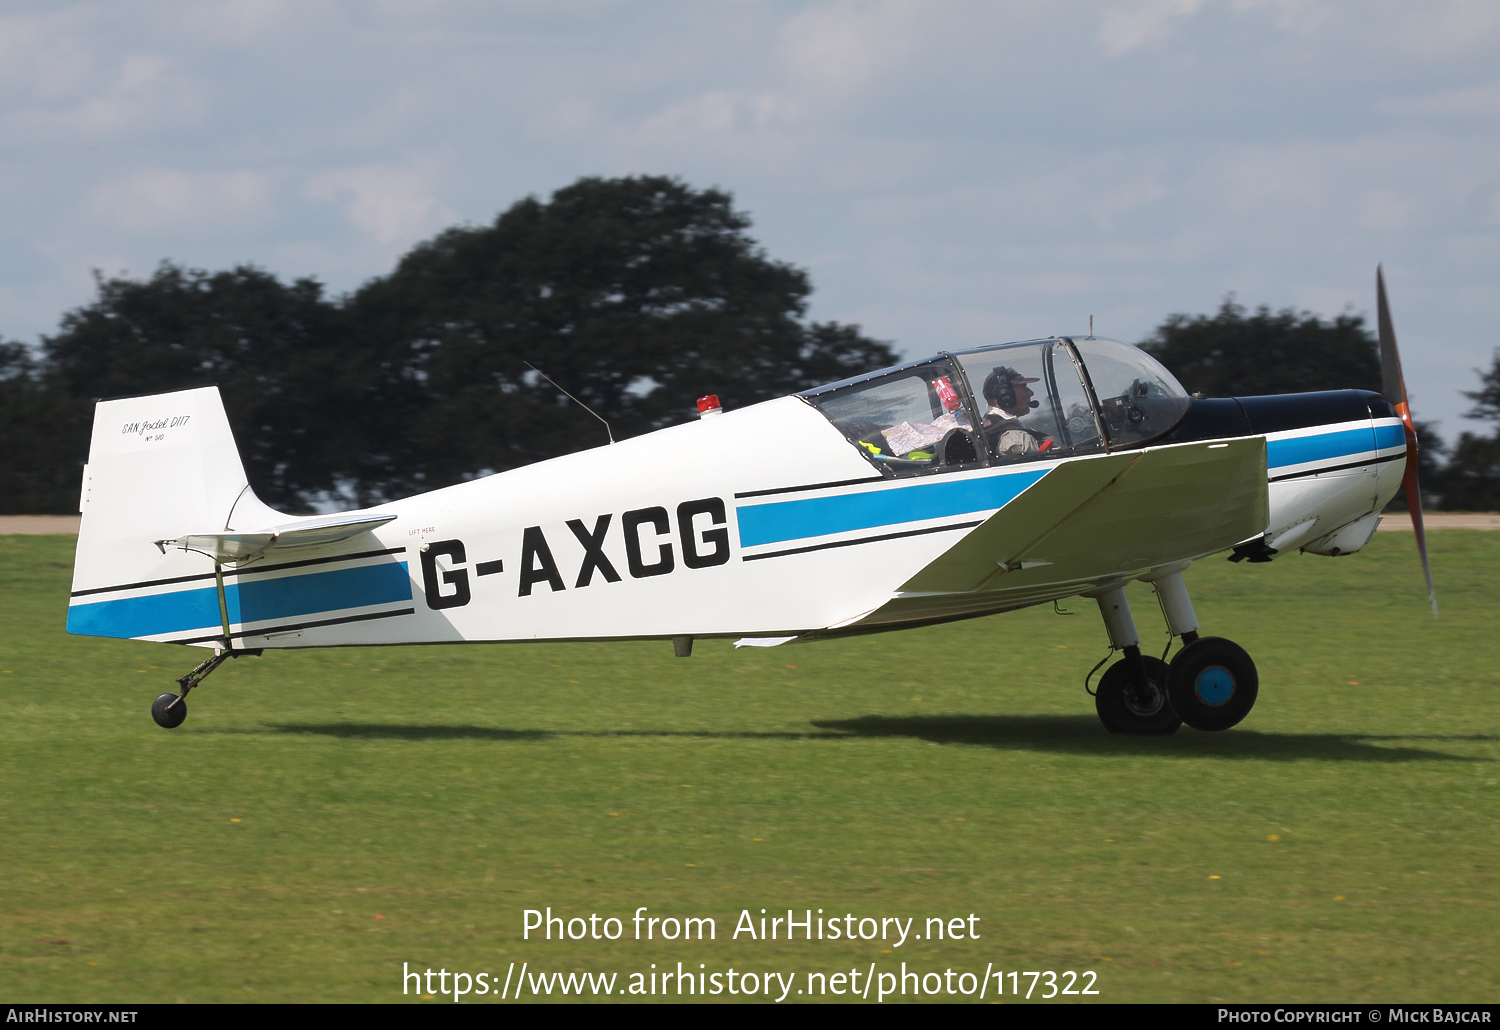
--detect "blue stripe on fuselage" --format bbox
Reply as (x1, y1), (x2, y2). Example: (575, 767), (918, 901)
(67, 584), (221, 640)
(1266, 427), (1381, 470)
(736, 468), (1049, 548)
(1373, 422), (1406, 449)
(66, 561), (413, 640)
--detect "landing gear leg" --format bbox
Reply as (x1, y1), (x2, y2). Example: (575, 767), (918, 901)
(1145, 567), (1200, 652)
(1087, 586), (1180, 735)
(1144, 567), (1258, 732)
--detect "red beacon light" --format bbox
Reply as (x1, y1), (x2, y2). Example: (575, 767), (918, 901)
(696, 395), (723, 418)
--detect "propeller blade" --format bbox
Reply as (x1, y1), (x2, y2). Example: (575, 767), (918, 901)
(1376, 265), (1438, 618)
(1376, 265), (1404, 406)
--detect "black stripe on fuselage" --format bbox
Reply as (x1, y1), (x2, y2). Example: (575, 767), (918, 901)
(175, 606), (417, 645)
(1268, 451), (1405, 483)
(70, 546), (407, 598)
(734, 475), (886, 500)
(741, 521), (982, 562)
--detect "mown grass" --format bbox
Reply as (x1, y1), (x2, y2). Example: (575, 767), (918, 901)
(0, 531), (1496, 1003)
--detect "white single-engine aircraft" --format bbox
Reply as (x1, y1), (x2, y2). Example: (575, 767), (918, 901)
(67, 269), (1435, 735)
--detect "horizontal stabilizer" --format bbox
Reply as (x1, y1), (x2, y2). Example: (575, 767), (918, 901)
(157, 513), (397, 563)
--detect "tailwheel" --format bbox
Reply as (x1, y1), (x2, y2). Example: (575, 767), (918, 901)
(1167, 636), (1258, 731)
(1095, 654), (1181, 735)
(151, 692), (187, 729)
(150, 648), (255, 728)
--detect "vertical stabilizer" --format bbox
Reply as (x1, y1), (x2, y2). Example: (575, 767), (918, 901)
(69, 387), (277, 631)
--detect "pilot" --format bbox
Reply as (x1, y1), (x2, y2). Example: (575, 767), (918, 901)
(981, 366), (1048, 457)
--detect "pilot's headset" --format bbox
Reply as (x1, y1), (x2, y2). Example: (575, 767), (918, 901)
(984, 367), (1017, 410)
(984, 367), (1041, 412)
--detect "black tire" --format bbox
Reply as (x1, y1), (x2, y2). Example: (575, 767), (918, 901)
(1167, 636), (1258, 731)
(152, 692), (187, 729)
(1095, 656), (1181, 735)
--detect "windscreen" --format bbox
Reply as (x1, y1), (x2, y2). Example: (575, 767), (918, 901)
(1072, 338), (1190, 448)
(801, 337), (1190, 474)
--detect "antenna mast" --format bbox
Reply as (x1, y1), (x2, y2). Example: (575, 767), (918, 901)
(524, 362), (615, 445)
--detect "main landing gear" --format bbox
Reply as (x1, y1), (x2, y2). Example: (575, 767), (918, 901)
(1085, 565), (1258, 735)
(151, 648), (260, 729)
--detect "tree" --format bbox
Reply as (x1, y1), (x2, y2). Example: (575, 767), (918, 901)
(1459, 348), (1500, 423)
(39, 265), (355, 511)
(340, 175), (895, 501)
(0, 176), (894, 511)
(1435, 350), (1500, 511)
(0, 340), (85, 514)
(1139, 298), (1382, 397)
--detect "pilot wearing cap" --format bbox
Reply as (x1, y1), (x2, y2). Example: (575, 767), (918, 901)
(981, 365), (1046, 457)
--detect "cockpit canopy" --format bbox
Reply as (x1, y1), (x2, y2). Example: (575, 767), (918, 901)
(800, 337), (1190, 477)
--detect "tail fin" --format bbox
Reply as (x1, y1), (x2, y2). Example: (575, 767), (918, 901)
(69, 387), (283, 638)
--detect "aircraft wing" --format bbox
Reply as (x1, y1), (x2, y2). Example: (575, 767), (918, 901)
(156, 512), (397, 564)
(852, 437), (1268, 628)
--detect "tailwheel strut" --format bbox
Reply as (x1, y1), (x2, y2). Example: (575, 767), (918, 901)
(151, 557), (260, 730)
(151, 648), (260, 729)
(177, 650), (231, 698)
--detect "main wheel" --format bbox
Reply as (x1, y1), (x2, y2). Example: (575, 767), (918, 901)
(1095, 656), (1181, 735)
(151, 692), (187, 729)
(1167, 636), (1257, 731)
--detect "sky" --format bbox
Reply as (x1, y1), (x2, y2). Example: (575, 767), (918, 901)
(2, 0), (1498, 438)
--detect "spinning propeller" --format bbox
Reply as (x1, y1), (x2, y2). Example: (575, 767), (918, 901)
(1376, 265), (1438, 619)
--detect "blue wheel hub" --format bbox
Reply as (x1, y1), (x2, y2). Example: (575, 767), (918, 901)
(1194, 666), (1235, 706)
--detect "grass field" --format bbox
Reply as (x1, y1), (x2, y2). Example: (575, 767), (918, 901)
(1, 531), (1497, 1004)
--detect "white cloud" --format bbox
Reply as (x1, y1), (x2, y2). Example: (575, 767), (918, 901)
(1098, 0), (1332, 56)
(1098, 0), (1204, 56)
(179, 0), (305, 43)
(778, 0), (927, 97)
(1360, 188), (1420, 231)
(305, 163), (453, 245)
(631, 88), (797, 157)
(1230, 0), (1328, 34)
(641, 89), (786, 137)
(88, 168), (271, 233)
(1388, 0), (1500, 58)
(0, 9), (93, 98)
(0, 9), (210, 137)
(61, 55), (195, 135)
(1380, 81), (1500, 120)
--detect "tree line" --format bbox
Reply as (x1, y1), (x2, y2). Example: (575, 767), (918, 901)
(2, 174), (1497, 513)
(1, 177), (896, 513)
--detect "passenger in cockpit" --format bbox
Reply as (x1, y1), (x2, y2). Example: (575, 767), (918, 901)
(980, 366), (1051, 457)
